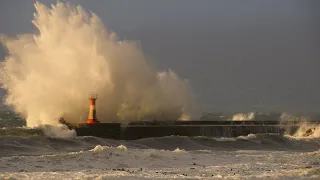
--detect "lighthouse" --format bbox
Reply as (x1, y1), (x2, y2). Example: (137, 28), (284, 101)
(86, 94), (100, 124)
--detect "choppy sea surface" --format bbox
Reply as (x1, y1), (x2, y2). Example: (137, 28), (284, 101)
(0, 110), (319, 180)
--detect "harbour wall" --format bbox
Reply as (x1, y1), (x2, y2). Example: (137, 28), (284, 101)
(69, 120), (315, 140)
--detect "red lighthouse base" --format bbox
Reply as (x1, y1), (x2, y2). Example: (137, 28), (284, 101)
(86, 119), (100, 124)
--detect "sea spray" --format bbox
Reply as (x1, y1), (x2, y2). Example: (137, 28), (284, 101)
(41, 124), (76, 138)
(232, 112), (255, 121)
(280, 113), (320, 138)
(0, 2), (196, 127)
(280, 112), (310, 122)
(290, 121), (320, 138)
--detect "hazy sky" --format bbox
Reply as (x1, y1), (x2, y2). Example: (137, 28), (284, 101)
(0, 0), (319, 113)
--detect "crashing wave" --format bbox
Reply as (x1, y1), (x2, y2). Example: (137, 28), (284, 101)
(0, 1), (196, 126)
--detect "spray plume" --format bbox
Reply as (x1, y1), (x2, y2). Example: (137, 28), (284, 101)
(280, 113), (320, 138)
(0, 2), (195, 127)
(232, 112), (255, 121)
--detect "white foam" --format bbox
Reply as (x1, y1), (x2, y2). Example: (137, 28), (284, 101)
(117, 145), (128, 151)
(41, 124), (76, 138)
(1, 148), (319, 179)
(172, 148), (185, 153)
(90, 145), (110, 152)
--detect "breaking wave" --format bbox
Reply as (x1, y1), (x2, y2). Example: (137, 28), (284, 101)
(287, 122), (320, 138)
(0, 1), (196, 127)
(1, 129), (319, 158)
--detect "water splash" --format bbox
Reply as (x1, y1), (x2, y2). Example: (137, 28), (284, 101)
(0, 2), (196, 127)
(41, 124), (76, 138)
(280, 113), (320, 138)
(290, 121), (320, 138)
(280, 112), (310, 122)
(232, 112), (255, 121)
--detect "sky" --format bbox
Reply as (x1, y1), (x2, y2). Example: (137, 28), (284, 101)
(0, 0), (319, 113)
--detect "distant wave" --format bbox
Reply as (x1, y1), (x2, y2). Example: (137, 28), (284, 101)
(200, 111), (320, 121)
(0, 127), (43, 137)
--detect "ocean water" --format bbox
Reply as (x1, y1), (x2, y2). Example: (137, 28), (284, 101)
(0, 1), (319, 179)
(0, 110), (320, 180)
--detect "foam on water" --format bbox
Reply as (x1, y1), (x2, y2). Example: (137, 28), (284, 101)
(0, 139), (319, 179)
(0, 125), (319, 179)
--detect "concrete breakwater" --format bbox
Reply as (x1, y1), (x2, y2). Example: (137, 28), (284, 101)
(68, 120), (319, 140)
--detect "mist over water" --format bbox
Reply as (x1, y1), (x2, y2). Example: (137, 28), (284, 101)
(0, 2), (196, 127)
